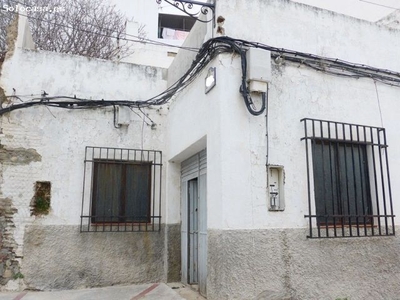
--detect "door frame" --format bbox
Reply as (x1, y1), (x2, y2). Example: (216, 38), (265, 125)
(180, 150), (207, 296)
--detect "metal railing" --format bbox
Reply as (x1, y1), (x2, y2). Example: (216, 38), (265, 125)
(301, 118), (395, 238)
(80, 146), (162, 232)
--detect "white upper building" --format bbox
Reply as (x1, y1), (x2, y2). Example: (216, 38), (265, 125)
(291, 0), (398, 22)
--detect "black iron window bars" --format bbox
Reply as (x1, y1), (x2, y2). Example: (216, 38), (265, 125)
(80, 146), (162, 232)
(301, 118), (395, 238)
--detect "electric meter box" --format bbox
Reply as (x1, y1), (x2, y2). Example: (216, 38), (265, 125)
(268, 165), (285, 211)
(246, 47), (272, 92)
(116, 105), (131, 126)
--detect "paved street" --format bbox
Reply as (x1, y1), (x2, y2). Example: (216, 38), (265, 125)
(0, 283), (190, 300)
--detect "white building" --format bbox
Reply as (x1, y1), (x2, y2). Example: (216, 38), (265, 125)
(291, 0), (398, 22)
(110, 0), (200, 68)
(1, 0), (400, 299)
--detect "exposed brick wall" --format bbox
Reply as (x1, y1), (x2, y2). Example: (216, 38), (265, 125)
(0, 198), (19, 284)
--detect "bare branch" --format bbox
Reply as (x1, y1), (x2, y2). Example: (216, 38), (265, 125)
(0, 0), (140, 60)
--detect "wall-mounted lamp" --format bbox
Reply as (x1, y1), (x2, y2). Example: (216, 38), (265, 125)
(205, 67), (216, 94)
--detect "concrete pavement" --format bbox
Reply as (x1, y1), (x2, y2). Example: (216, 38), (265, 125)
(0, 283), (187, 300)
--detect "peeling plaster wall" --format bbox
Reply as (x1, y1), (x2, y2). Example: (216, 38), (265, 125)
(0, 198), (18, 285)
(0, 147), (41, 165)
(0, 46), (176, 289)
(0, 15), (25, 289)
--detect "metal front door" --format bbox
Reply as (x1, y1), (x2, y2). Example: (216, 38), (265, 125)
(181, 150), (207, 296)
(188, 178), (199, 284)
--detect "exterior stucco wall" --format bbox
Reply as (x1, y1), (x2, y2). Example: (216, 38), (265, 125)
(265, 63), (400, 229)
(183, 0), (400, 230)
(208, 228), (400, 300)
(23, 225), (166, 290)
(0, 47), (174, 289)
(217, 0), (400, 70)
(290, 0), (396, 22)
(167, 20), (209, 86)
(168, 50), (400, 231)
(377, 10), (400, 30)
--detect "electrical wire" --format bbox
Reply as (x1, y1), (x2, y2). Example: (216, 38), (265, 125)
(2, 37), (400, 117)
(1, 2), (200, 52)
(359, 0), (399, 10)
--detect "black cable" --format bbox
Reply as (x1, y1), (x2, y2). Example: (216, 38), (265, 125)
(2, 36), (400, 117)
(113, 105), (120, 128)
(2, 4), (200, 52)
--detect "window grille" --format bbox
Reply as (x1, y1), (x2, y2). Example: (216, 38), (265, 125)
(80, 147), (162, 232)
(301, 118), (395, 238)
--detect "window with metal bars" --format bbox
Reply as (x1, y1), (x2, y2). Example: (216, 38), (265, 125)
(80, 147), (162, 232)
(301, 118), (395, 238)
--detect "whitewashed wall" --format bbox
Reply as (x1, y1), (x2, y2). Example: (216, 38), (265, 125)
(0, 46), (168, 252)
(217, 0), (400, 71)
(168, 0), (400, 230)
(290, 0), (396, 22)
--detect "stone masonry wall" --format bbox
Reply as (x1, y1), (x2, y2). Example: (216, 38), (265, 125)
(0, 198), (19, 285)
(0, 146), (42, 287)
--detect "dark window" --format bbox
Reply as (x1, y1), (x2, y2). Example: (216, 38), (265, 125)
(91, 161), (151, 223)
(80, 147), (162, 232)
(301, 118), (395, 238)
(158, 13), (196, 39)
(312, 140), (372, 225)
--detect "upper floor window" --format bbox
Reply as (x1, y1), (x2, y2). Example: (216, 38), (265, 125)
(158, 13), (195, 39)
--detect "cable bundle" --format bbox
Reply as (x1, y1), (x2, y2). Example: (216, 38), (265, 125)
(2, 37), (400, 117)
